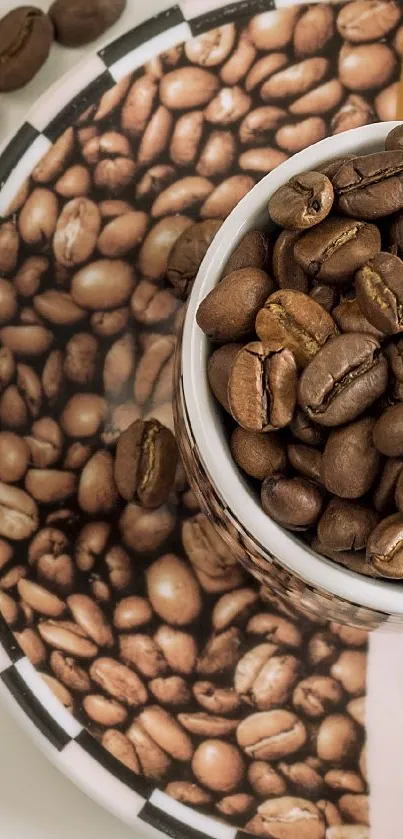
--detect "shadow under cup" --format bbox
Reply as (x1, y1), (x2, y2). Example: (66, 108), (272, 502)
(174, 120), (403, 631)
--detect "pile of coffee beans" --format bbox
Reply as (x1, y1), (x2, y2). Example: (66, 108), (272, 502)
(198, 124), (403, 581)
(0, 1), (126, 92)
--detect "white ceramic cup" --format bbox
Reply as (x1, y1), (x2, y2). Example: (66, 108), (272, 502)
(180, 120), (403, 625)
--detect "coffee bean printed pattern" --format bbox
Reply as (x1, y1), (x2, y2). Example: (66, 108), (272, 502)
(0, 2), (399, 835)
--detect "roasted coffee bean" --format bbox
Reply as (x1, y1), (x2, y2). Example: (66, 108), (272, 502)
(231, 427), (286, 480)
(192, 740), (244, 793)
(197, 269), (273, 342)
(334, 152), (403, 219)
(223, 231), (271, 277)
(332, 298), (383, 339)
(255, 290), (337, 368)
(322, 418), (380, 498)
(298, 334), (388, 426)
(115, 419), (177, 508)
(139, 216), (192, 281)
(167, 219), (222, 298)
(207, 344), (243, 414)
(78, 450), (118, 514)
(373, 458), (403, 514)
(269, 172), (334, 230)
(272, 231), (309, 293)
(294, 217), (381, 283)
(146, 555), (202, 626)
(373, 403), (403, 456)
(246, 797), (325, 839)
(356, 252), (403, 334)
(290, 410), (326, 446)
(200, 174), (255, 219)
(317, 499), (378, 553)
(261, 474), (324, 530)
(49, 0), (126, 46)
(287, 444), (323, 484)
(71, 260), (134, 310)
(237, 709), (306, 760)
(317, 714), (358, 763)
(0, 7), (53, 92)
(337, 0), (401, 43)
(228, 342), (297, 432)
(386, 124), (403, 152)
(367, 513), (403, 578)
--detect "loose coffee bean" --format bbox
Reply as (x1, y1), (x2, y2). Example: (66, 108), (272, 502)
(207, 344), (243, 414)
(298, 333), (388, 426)
(332, 298), (383, 339)
(367, 513), (403, 578)
(287, 444), (323, 484)
(317, 499), (378, 553)
(334, 151), (403, 219)
(0, 7), (53, 92)
(338, 43), (396, 93)
(373, 403), (403, 456)
(322, 418), (380, 498)
(337, 0), (401, 43)
(356, 252), (403, 334)
(246, 797), (325, 839)
(255, 290), (337, 368)
(269, 172), (334, 230)
(373, 458), (403, 514)
(261, 474), (324, 530)
(293, 217), (381, 283)
(236, 709), (306, 760)
(272, 231), (309, 293)
(228, 343), (297, 432)
(115, 419), (178, 508)
(50, 0), (126, 46)
(231, 427), (286, 480)
(197, 269), (273, 342)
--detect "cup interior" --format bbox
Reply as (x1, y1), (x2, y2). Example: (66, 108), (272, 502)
(182, 120), (403, 618)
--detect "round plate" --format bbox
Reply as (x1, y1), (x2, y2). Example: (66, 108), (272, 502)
(0, 1), (395, 836)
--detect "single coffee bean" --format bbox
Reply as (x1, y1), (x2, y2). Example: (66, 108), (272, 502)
(332, 297), (383, 338)
(317, 498), (379, 552)
(255, 290), (337, 368)
(261, 474), (324, 530)
(19, 188), (58, 247)
(151, 176), (214, 218)
(334, 151), (403, 219)
(294, 217), (381, 283)
(310, 283), (338, 312)
(78, 450), (118, 514)
(287, 443), (323, 484)
(167, 219), (222, 298)
(373, 458), (403, 514)
(61, 393), (106, 438)
(146, 554), (202, 626)
(231, 427), (286, 480)
(239, 147), (288, 175)
(228, 342), (297, 432)
(0, 483), (38, 540)
(197, 130), (236, 178)
(25, 417), (63, 468)
(268, 172), (334, 230)
(169, 111), (204, 168)
(317, 713), (358, 762)
(98, 211), (148, 258)
(223, 231), (271, 277)
(200, 174), (255, 219)
(160, 67), (219, 109)
(50, 0), (126, 46)
(332, 95), (375, 135)
(240, 104), (287, 144)
(272, 231), (309, 293)
(298, 333), (388, 426)
(367, 513), (403, 578)
(237, 709), (307, 760)
(139, 216), (192, 281)
(261, 57), (329, 101)
(185, 24), (235, 66)
(205, 86), (251, 126)
(375, 82), (399, 122)
(373, 403), (403, 456)
(337, 0), (401, 43)
(207, 343), (243, 414)
(290, 409), (327, 446)
(197, 268), (273, 342)
(192, 740), (244, 794)
(55, 165), (91, 198)
(356, 252), (403, 334)
(293, 674), (343, 719)
(386, 124), (403, 152)
(115, 419), (178, 508)
(246, 797), (325, 839)
(0, 433), (30, 484)
(0, 7), (53, 92)
(71, 259), (134, 310)
(338, 42), (396, 93)
(322, 417), (380, 498)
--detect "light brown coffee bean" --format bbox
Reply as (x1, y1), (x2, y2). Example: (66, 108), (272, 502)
(317, 714), (358, 762)
(278, 762), (324, 795)
(151, 177), (214, 218)
(18, 188), (58, 246)
(38, 620), (98, 657)
(98, 211), (148, 258)
(0, 221), (19, 274)
(376, 82), (399, 121)
(55, 165), (91, 198)
(42, 350), (63, 406)
(331, 95), (374, 134)
(121, 74), (158, 136)
(0, 482), (38, 540)
(205, 86), (251, 126)
(119, 634), (167, 679)
(102, 729), (141, 775)
(247, 613), (302, 648)
(113, 596), (153, 630)
(33, 128), (74, 184)
(105, 544), (133, 591)
(331, 651), (367, 696)
(239, 148), (288, 174)
(119, 502), (176, 553)
(248, 8), (300, 50)
(33, 291), (86, 326)
(160, 67), (219, 109)
(138, 706), (193, 762)
(103, 333), (135, 398)
(261, 58), (329, 101)
(246, 798), (325, 839)
(185, 24), (235, 66)
(293, 676), (343, 718)
(197, 130), (236, 178)
(90, 307), (129, 338)
(200, 174), (255, 218)
(64, 333), (98, 385)
(60, 393), (106, 438)
(146, 554), (202, 626)
(197, 627), (242, 675)
(134, 335), (175, 406)
(291, 79), (344, 116)
(248, 761), (287, 797)
(192, 740), (244, 793)
(150, 676), (191, 707)
(90, 657), (147, 706)
(126, 721), (172, 780)
(0, 433), (29, 483)
(71, 259), (134, 310)
(276, 118), (327, 154)
(18, 579), (64, 618)
(15, 627), (46, 666)
(169, 111), (204, 168)
(212, 587), (259, 631)
(165, 781), (212, 807)
(338, 43), (396, 91)
(130, 280), (178, 326)
(237, 710), (307, 760)
(240, 105), (287, 145)
(236, 645), (300, 710)
(294, 4), (334, 55)
(246, 52), (289, 93)
(338, 795), (369, 826)
(135, 164), (175, 201)
(337, 0), (401, 42)
(14, 255), (48, 298)
(0, 325), (53, 357)
(137, 106), (173, 167)
(25, 417), (63, 469)
(41, 673), (73, 710)
(154, 625), (197, 675)
(0, 279), (17, 325)
(182, 513), (238, 577)
(83, 694), (127, 726)
(220, 31), (256, 85)
(25, 469), (76, 503)
(67, 594), (112, 647)
(78, 450), (118, 515)
(325, 770), (365, 794)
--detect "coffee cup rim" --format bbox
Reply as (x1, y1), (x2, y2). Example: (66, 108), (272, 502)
(182, 120), (403, 618)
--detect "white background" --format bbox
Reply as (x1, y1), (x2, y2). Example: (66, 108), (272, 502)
(0, 1), (169, 837)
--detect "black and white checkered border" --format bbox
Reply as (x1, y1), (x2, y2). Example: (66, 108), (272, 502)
(0, 1), (304, 836)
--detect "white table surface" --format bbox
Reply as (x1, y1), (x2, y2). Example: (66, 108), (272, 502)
(0, 2), (169, 836)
